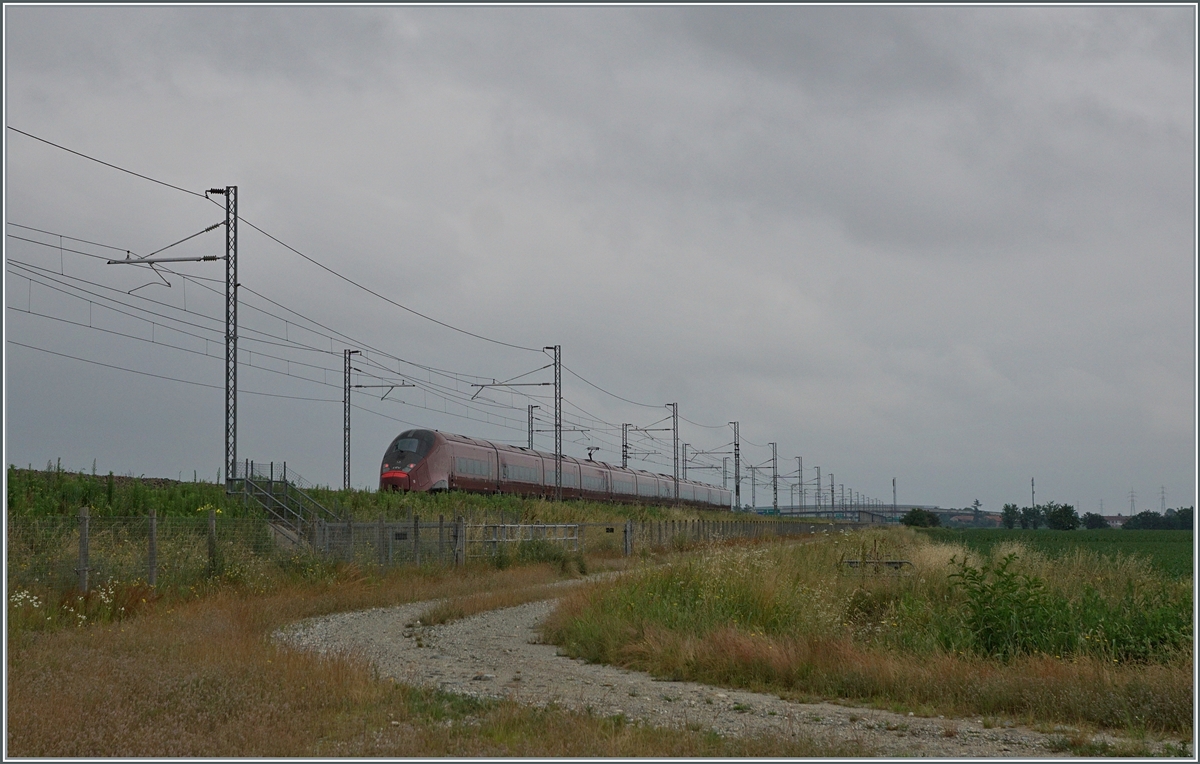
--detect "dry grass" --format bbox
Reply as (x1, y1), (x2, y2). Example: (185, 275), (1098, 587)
(542, 529), (1194, 733)
(418, 583), (573, 626)
(5, 560), (862, 757)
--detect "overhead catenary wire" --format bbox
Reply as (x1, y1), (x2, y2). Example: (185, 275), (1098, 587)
(8, 130), (765, 485)
(13, 212), (712, 460)
(12, 222), (532, 388)
(8, 126), (544, 354)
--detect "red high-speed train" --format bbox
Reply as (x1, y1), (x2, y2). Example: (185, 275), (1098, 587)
(379, 429), (733, 509)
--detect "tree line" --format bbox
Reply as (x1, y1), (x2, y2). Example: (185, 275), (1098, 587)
(900, 503), (1194, 530)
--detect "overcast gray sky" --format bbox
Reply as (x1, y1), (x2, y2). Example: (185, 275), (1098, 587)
(4, 6), (1195, 514)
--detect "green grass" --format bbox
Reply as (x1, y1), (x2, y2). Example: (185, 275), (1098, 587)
(542, 528), (1193, 732)
(6, 464), (740, 524)
(918, 528), (1193, 578)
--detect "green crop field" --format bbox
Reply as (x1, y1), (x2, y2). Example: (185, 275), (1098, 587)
(918, 528), (1193, 578)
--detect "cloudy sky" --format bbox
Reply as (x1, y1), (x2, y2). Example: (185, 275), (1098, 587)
(4, 6), (1195, 514)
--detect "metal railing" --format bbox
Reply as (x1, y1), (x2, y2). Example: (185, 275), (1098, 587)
(232, 460), (341, 545)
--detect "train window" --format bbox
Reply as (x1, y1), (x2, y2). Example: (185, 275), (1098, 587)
(392, 438), (420, 454)
(504, 464), (537, 482)
(390, 430), (434, 459)
(456, 457), (490, 477)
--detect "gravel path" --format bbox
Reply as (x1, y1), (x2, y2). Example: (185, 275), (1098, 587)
(276, 584), (1148, 757)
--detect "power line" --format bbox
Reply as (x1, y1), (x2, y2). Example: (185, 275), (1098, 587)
(7, 126), (207, 198)
(237, 219), (543, 353)
(10, 125), (544, 354)
(8, 223), (133, 254)
(560, 362), (660, 408)
(9, 131), (751, 478)
(7, 340), (334, 402)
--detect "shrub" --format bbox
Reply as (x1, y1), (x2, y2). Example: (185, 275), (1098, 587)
(1001, 503), (1020, 529)
(900, 508), (940, 527)
(1082, 512), (1109, 530)
(1043, 502), (1080, 531)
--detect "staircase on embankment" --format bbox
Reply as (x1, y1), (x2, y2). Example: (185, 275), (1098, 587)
(228, 460), (342, 548)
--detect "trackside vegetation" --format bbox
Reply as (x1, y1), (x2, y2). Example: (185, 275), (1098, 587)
(6, 464), (744, 523)
(542, 527), (1193, 733)
(5, 466), (865, 757)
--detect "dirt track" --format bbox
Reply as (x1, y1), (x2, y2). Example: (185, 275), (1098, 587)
(275, 578), (1166, 757)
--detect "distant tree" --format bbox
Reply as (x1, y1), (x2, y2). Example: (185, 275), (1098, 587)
(972, 499), (982, 524)
(1020, 505), (1043, 530)
(1174, 507), (1193, 530)
(1123, 508), (1194, 530)
(1001, 503), (1020, 529)
(1043, 502), (1080, 530)
(901, 508), (941, 527)
(1123, 511), (1169, 530)
(1081, 512), (1110, 530)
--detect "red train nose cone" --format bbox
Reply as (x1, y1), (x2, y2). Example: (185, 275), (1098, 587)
(380, 470), (410, 490)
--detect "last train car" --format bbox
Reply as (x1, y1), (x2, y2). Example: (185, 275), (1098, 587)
(379, 429), (731, 509)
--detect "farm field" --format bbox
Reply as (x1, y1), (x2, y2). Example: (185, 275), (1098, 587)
(918, 528), (1194, 579)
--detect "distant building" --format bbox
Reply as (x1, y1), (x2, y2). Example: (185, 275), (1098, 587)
(1101, 514), (1127, 527)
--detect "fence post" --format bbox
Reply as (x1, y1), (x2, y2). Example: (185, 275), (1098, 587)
(455, 516), (465, 566)
(378, 515), (386, 567)
(148, 506), (158, 587)
(413, 514), (421, 566)
(77, 506), (90, 592)
(623, 519), (633, 557)
(207, 506), (219, 577)
(347, 517), (354, 562)
(438, 514), (445, 562)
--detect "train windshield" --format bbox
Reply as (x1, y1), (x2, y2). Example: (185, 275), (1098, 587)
(384, 430), (434, 468)
(392, 438), (422, 454)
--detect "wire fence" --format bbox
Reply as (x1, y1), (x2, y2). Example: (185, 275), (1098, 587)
(8, 509), (868, 595)
(7, 511), (276, 593)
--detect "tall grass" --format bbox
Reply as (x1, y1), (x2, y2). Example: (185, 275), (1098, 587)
(542, 528), (1193, 732)
(6, 565), (863, 757)
(7, 465), (242, 517)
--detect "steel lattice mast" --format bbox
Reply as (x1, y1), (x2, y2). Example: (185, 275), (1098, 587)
(343, 349), (360, 490)
(214, 186), (238, 490)
(730, 421), (740, 510)
(669, 403), (678, 502)
(545, 345), (562, 500)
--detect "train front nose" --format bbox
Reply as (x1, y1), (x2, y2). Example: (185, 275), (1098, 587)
(380, 468), (412, 491)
